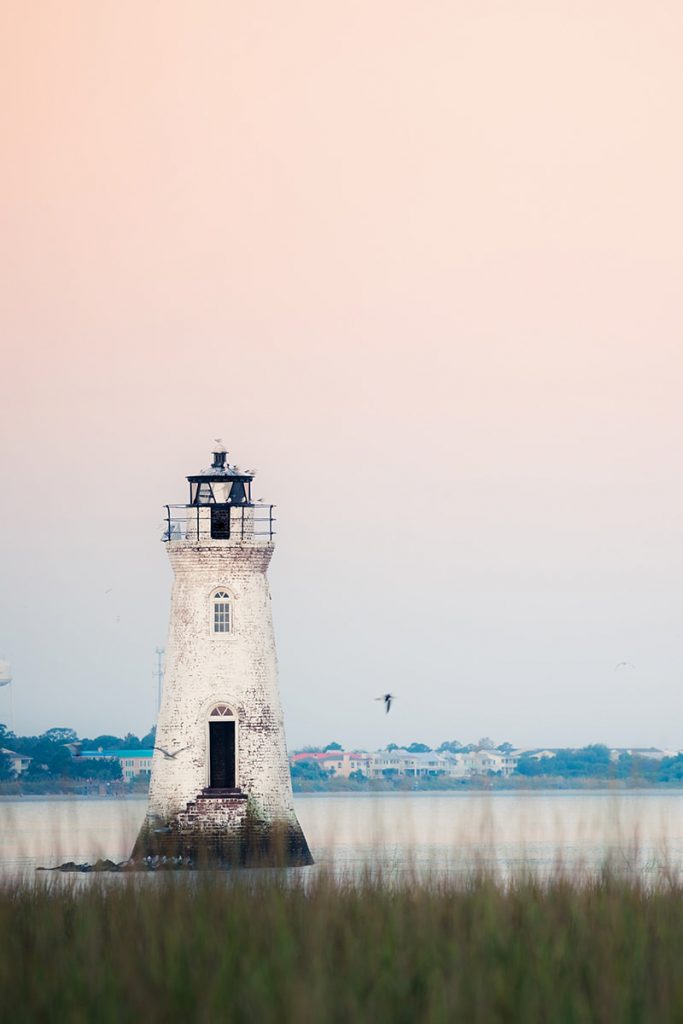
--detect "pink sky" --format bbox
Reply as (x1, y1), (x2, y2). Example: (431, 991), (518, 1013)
(1, 0), (683, 748)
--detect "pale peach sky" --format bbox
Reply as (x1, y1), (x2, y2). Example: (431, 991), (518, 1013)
(1, 0), (682, 748)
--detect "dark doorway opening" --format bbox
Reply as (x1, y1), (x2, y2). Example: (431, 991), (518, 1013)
(209, 721), (236, 788)
(210, 505), (231, 539)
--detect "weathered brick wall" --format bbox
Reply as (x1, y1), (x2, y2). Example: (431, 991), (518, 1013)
(146, 532), (301, 834)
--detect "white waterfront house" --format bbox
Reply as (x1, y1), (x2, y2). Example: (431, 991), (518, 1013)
(134, 443), (312, 866)
(0, 748), (32, 776)
(367, 750), (450, 778)
(290, 751), (372, 777)
(445, 750), (518, 777)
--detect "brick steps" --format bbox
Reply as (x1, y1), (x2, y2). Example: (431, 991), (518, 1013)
(175, 788), (249, 833)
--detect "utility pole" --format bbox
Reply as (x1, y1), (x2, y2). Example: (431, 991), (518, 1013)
(0, 657), (13, 734)
(154, 647), (165, 715)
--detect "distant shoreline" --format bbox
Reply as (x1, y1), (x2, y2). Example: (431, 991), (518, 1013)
(290, 776), (683, 794)
(3, 778), (683, 799)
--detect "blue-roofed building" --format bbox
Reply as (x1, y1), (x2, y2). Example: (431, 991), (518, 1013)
(78, 749), (154, 780)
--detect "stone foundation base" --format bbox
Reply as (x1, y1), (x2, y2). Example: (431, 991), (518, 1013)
(132, 793), (313, 868)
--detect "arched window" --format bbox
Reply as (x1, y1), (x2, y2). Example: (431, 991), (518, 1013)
(212, 590), (231, 633)
(209, 704), (234, 718)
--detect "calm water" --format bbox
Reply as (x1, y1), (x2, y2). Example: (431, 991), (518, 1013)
(2, 790), (683, 879)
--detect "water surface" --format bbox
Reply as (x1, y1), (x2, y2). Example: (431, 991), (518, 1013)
(2, 790), (682, 879)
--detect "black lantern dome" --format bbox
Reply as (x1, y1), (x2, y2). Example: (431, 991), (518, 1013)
(187, 441), (254, 506)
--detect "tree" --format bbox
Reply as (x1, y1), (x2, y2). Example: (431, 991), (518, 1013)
(0, 749), (12, 780)
(290, 760), (331, 783)
(497, 742), (514, 753)
(613, 753), (658, 783)
(516, 745), (612, 779)
(41, 728), (78, 744)
(20, 737), (72, 778)
(437, 740), (463, 753)
(407, 742), (432, 753)
(324, 742), (343, 752)
(386, 743), (400, 751)
(140, 726), (157, 747)
(477, 737), (496, 750)
(657, 755), (683, 783)
(123, 733), (141, 749)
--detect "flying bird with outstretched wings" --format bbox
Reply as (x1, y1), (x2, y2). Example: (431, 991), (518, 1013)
(153, 745), (190, 759)
(375, 693), (396, 714)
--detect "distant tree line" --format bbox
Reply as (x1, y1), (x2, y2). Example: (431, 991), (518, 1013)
(0, 723), (156, 782)
(5, 725), (683, 789)
(516, 745), (683, 783)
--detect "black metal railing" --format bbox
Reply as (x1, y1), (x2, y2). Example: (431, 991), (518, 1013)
(162, 504), (276, 543)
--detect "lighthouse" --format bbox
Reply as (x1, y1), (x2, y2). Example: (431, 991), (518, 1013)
(134, 442), (312, 867)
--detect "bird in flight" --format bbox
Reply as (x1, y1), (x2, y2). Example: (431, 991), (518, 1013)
(153, 745), (189, 759)
(614, 661), (635, 671)
(375, 693), (396, 714)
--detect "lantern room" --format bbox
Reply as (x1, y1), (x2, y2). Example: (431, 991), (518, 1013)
(186, 442), (254, 507)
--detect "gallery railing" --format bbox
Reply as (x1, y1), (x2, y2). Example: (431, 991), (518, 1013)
(162, 503), (276, 542)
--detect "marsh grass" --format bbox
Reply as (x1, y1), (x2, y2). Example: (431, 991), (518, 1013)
(3, 867), (683, 1022)
(3, 793), (683, 1022)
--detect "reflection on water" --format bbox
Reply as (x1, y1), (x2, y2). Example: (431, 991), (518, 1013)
(2, 790), (683, 879)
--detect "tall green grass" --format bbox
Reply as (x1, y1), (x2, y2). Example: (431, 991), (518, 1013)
(2, 869), (683, 1022)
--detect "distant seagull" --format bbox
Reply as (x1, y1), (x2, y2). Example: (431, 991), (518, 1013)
(615, 661), (635, 671)
(375, 693), (396, 714)
(153, 746), (189, 759)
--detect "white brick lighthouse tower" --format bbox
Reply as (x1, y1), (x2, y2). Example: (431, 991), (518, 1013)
(134, 442), (312, 866)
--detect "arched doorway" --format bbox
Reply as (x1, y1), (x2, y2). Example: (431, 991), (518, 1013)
(208, 704), (236, 789)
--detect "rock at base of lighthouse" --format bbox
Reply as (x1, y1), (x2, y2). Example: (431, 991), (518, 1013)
(132, 796), (314, 868)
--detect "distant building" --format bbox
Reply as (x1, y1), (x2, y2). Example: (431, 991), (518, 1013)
(450, 750), (518, 777)
(291, 747), (519, 780)
(79, 749), (154, 780)
(290, 751), (372, 777)
(0, 748), (32, 776)
(339, 752), (373, 777)
(367, 750), (449, 778)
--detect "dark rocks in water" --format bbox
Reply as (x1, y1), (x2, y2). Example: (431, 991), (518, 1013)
(41, 855), (195, 873)
(92, 858), (120, 872)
